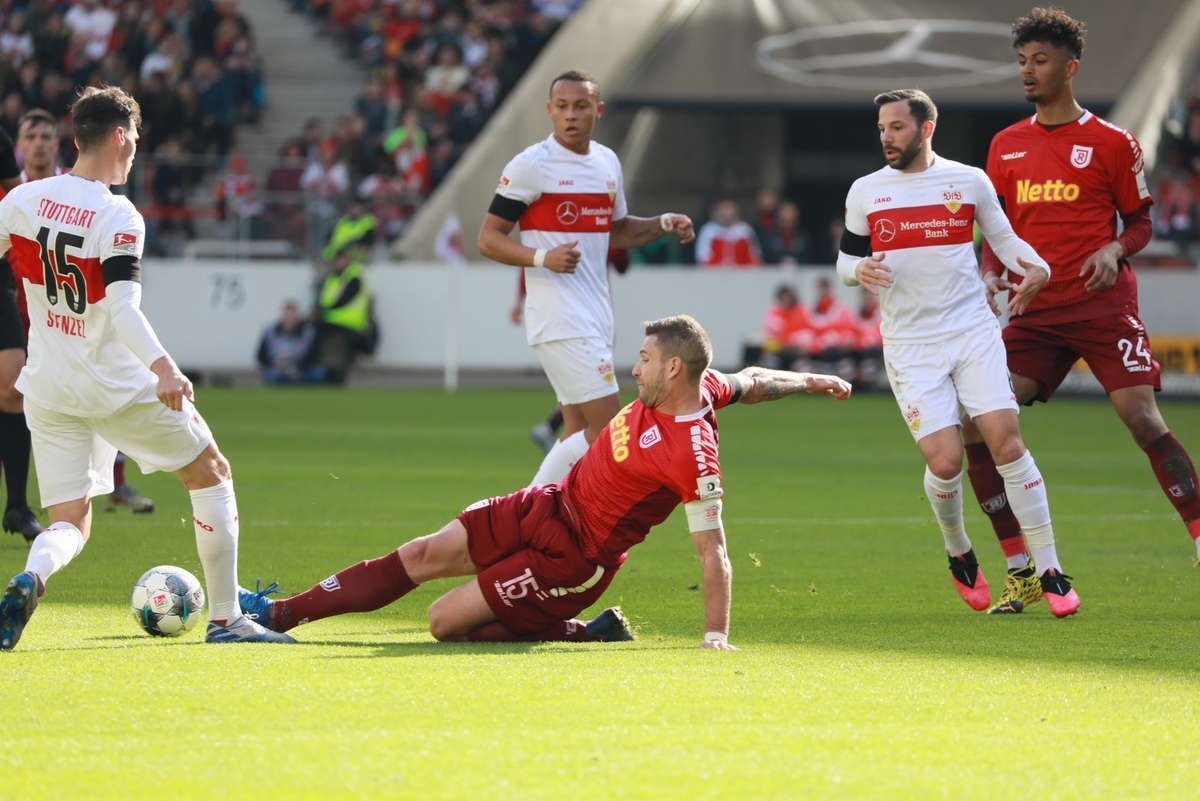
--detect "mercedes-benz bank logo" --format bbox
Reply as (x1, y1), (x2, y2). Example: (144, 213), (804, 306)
(556, 201), (579, 225)
(874, 218), (896, 242)
(756, 20), (1019, 89)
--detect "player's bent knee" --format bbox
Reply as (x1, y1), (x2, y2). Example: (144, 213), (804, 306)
(427, 601), (467, 642)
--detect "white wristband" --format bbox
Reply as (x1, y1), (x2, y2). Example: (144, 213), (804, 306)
(660, 212), (674, 232)
(704, 631), (728, 644)
(532, 248), (546, 268)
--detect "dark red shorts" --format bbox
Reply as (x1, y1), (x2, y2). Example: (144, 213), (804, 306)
(1004, 313), (1162, 403)
(457, 485), (621, 635)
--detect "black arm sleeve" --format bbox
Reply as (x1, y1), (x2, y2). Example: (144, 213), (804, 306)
(0, 127), (18, 181)
(102, 255), (142, 285)
(488, 194), (528, 223)
(839, 230), (871, 258)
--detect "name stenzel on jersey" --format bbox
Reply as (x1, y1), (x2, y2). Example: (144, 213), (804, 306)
(0, 174), (151, 417)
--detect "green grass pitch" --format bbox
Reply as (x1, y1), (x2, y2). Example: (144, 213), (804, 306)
(2, 387), (1199, 798)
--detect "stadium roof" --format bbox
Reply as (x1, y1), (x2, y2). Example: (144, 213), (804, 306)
(612, 0), (1193, 108)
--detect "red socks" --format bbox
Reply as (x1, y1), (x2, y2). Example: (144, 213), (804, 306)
(273, 551), (417, 632)
(964, 442), (1026, 556)
(1143, 432), (1200, 537)
(465, 619), (596, 642)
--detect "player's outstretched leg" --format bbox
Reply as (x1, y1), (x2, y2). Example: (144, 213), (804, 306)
(1141, 432), (1200, 557)
(463, 608), (635, 643)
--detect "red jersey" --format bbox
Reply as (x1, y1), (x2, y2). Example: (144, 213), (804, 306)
(986, 111), (1153, 324)
(560, 370), (736, 569)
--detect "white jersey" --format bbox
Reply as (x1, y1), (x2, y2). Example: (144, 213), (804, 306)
(838, 156), (1048, 344)
(0, 173), (152, 417)
(495, 134), (627, 346)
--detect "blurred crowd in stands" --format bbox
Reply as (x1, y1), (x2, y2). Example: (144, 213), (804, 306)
(0, 0), (264, 252)
(253, 0), (578, 257)
(1156, 74), (1200, 255)
(747, 280), (882, 389)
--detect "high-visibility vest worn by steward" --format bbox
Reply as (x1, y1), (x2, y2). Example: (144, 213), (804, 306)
(323, 212), (377, 262)
(319, 262), (370, 332)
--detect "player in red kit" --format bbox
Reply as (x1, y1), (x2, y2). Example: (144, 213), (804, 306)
(237, 316), (851, 648)
(960, 8), (1200, 614)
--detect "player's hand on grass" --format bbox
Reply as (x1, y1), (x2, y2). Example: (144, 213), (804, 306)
(544, 241), (581, 273)
(1008, 260), (1049, 316)
(151, 356), (193, 412)
(699, 639), (740, 651)
(664, 213), (695, 243)
(1080, 241), (1124, 292)
(805, 374), (852, 400)
(982, 272), (1015, 317)
(855, 253), (892, 295)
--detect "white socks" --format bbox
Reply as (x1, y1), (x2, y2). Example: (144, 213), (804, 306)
(924, 467), (971, 556)
(25, 522), (85, 587)
(995, 451), (1061, 575)
(191, 480), (241, 624)
(1006, 552), (1031, 571)
(530, 430), (590, 487)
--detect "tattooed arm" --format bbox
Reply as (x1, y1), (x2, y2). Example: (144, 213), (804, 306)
(609, 214), (695, 249)
(727, 366), (852, 404)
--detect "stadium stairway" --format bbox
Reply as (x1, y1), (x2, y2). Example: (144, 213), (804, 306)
(186, 0), (364, 242)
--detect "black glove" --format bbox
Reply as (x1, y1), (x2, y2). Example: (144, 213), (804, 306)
(0, 126), (18, 181)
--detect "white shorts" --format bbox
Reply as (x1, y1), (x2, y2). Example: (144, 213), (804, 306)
(532, 337), (619, 406)
(884, 320), (1018, 442)
(25, 383), (214, 507)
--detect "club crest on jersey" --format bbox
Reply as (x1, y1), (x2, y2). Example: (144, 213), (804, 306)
(112, 232), (138, 254)
(1070, 145), (1093, 168)
(942, 190), (963, 214)
(606, 178), (617, 201)
(639, 424), (662, 449)
(905, 406), (921, 432)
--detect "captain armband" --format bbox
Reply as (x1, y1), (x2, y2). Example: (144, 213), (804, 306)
(685, 498), (723, 532)
(839, 230), (871, 258)
(102, 255), (142, 285)
(487, 194), (528, 223)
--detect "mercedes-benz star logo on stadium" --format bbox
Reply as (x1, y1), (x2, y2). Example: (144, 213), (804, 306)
(756, 19), (1019, 89)
(874, 219), (896, 242)
(556, 201), (579, 225)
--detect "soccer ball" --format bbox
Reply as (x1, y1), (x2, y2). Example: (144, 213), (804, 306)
(131, 565), (206, 637)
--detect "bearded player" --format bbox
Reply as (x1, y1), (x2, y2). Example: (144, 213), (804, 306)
(238, 315), (851, 648)
(839, 89), (1079, 617)
(960, 8), (1200, 614)
(0, 87), (293, 649)
(479, 70), (694, 488)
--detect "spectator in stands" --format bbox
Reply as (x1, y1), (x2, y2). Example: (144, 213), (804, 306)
(33, 12), (70, 75)
(316, 244), (376, 385)
(0, 93), (21, 142)
(214, 154), (263, 238)
(356, 77), (391, 145)
(139, 30), (186, 85)
(810, 277), (858, 382)
(64, 0), (117, 63)
(150, 136), (198, 246)
(816, 214), (846, 263)
(258, 302), (325, 385)
(762, 201), (812, 265)
(752, 187), (779, 244)
(302, 137), (350, 261)
(1154, 171), (1199, 247)
(696, 199), (763, 266)
(855, 288), (883, 388)
(1, 12), (35, 69)
(425, 42), (469, 116)
(382, 107), (430, 200)
(759, 284), (814, 370)
(193, 55), (238, 156)
(264, 139), (308, 241)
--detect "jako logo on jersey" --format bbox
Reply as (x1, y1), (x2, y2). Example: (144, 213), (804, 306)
(1070, 145), (1093, 168)
(1015, 179), (1080, 203)
(690, 425), (711, 476)
(558, 179), (574, 186)
(873, 218), (896, 242)
(609, 408), (631, 462)
(942, 190), (963, 213)
(1000, 151), (1026, 160)
(873, 196), (891, 204)
(981, 494), (1008, 513)
(639, 425), (662, 449)
(320, 576), (341, 592)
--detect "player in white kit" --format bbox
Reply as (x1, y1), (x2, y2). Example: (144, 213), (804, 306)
(837, 89), (1080, 617)
(0, 86), (294, 649)
(478, 70), (695, 486)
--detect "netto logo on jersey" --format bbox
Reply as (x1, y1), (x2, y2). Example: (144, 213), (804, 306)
(1015, 179), (1080, 203)
(873, 218), (896, 242)
(609, 404), (634, 463)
